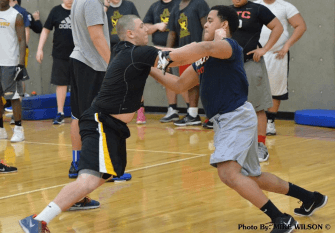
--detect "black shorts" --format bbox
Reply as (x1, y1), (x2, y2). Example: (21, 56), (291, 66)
(70, 58), (105, 119)
(78, 106), (130, 179)
(51, 58), (71, 86)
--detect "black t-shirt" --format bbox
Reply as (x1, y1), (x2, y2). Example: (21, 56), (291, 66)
(94, 41), (158, 114)
(106, 1), (140, 48)
(27, 11), (42, 34)
(44, 5), (74, 60)
(231, 1), (275, 60)
(143, 0), (180, 46)
(167, 0), (209, 47)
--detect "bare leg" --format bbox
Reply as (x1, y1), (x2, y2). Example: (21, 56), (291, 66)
(217, 161), (268, 208)
(249, 172), (289, 194)
(71, 119), (81, 151)
(180, 91), (189, 104)
(166, 88), (177, 105)
(268, 99), (281, 113)
(188, 85), (199, 107)
(12, 99), (22, 121)
(257, 110), (267, 137)
(56, 86), (67, 113)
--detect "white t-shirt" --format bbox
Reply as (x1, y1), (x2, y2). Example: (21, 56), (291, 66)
(255, 0), (299, 51)
(0, 7), (20, 66)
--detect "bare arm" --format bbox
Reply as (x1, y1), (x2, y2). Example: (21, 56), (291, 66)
(150, 66), (199, 93)
(25, 27), (30, 44)
(88, 24), (111, 64)
(15, 14), (26, 66)
(166, 31), (177, 48)
(104, 0), (109, 12)
(247, 17), (283, 62)
(36, 28), (51, 63)
(145, 23), (167, 35)
(275, 13), (306, 59)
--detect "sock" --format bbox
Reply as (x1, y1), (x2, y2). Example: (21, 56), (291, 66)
(186, 103), (190, 109)
(140, 101), (144, 108)
(286, 182), (314, 204)
(169, 104), (177, 110)
(188, 107), (198, 118)
(58, 112), (64, 115)
(260, 200), (283, 222)
(34, 202), (62, 224)
(72, 150), (81, 163)
(0, 117), (3, 128)
(258, 135), (266, 144)
(266, 111), (277, 123)
(15, 121), (22, 127)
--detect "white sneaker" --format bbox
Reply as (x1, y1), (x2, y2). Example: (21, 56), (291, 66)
(10, 126), (25, 142)
(258, 142), (269, 162)
(160, 107), (179, 123)
(0, 128), (8, 139)
(10, 116), (15, 125)
(266, 120), (276, 135)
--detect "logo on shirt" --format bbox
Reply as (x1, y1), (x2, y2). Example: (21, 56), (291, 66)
(0, 18), (10, 28)
(59, 16), (72, 29)
(160, 8), (170, 32)
(178, 13), (190, 38)
(111, 11), (123, 35)
(195, 56), (209, 75)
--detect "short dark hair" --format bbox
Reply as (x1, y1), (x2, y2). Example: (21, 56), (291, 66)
(116, 15), (140, 40)
(210, 5), (239, 35)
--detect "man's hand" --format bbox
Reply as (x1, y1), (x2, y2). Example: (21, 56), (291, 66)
(104, 0), (110, 7)
(157, 51), (173, 75)
(33, 10), (40, 21)
(274, 45), (289, 60)
(214, 28), (227, 41)
(247, 47), (267, 62)
(36, 49), (43, 63)
(14, 64), (27, 81)
(156, 22), (167, 32)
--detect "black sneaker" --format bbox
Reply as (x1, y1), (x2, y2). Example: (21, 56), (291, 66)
(271, 214), (298, 233)
(69, 162), (79, 178)
(53, 113), (65, 125)
(294, 191), (328, 216)
(0, 160), (17, 173)
(174, 114), (201, 126)
(202, 119), (213, 129)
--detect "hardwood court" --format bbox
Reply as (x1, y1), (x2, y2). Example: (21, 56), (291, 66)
(0, 114), (334, 233)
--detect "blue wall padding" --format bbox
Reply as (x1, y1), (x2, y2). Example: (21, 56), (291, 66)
(22, 92), (70, 110)
(22, 106), (71, 120)
(295, 110), (335, 128)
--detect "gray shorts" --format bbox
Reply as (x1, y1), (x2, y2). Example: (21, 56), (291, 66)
(244, 58), (273, 112)
(210, 102), (261, 177)
(0, 66), (23, 100)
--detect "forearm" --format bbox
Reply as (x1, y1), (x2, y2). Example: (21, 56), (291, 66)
(19, 39), (26, 65)
(263, 25), (283, 52)
(283, 25), (306, 49)
(166, 31), (176, 48)
(25, 27), (30, 45)
(150, 68), (184, 93)
(92, 36), (111, 64)
(145, 23), (158, 35)
(37, 29), (50, 51)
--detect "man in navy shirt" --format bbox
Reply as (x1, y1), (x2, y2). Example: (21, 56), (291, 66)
(151, 5), (327, 232)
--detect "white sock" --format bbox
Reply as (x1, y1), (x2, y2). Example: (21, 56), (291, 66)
(188, 107), (198, 118)
(34, 202), (62, 224)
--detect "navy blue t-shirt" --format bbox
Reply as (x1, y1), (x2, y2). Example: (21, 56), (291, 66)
(168, 0), (209, 47)
(232, 1), (275, 60)
(13, 4), (30, 27)
(44, 5), (74, 60)
(143, 0), (180, 46)
(192, 38), (249, 119)
(106, 1), (139, 48)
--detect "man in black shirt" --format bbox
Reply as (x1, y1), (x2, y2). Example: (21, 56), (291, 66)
(231, 0), (283, 163)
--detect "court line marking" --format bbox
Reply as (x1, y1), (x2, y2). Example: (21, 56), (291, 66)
(23, 141), (205, 156)
(0, 154), (208, 201)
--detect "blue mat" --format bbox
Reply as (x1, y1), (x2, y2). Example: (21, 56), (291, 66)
(22, 106), (71, 120)
(22, 92), (70, 110)
(295, 110), (335, 128)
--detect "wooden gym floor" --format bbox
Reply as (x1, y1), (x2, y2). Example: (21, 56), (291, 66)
(0, 114), (334, 233)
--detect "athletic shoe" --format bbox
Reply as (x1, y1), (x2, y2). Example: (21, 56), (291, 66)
(68, 162), (79, 179)
(53, 113), (65, 125)
(0, 128), (8, 139)
(174, 114), (201, 126)
(258, 142), (269, 162)
(136, 107), (146, 124)
(270, 214), (298, 233)
(267, 120), (277, 136)
(160, 107), (179, 123)
(10, 126), (25, 142)
(19, 214), (50, 233)
(5, 106), (13, 112)
(10, 115), (15, 125)
(107, 173), (132, 182)
(202, 118), (213, 129)
(0, 160), (17, 173)
(68, 196), (100, 211)
(294, 191), (328, 217)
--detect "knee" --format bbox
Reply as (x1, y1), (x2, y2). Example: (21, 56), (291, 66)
(218, 170), (240, 188)
(76, 174), (104, 193)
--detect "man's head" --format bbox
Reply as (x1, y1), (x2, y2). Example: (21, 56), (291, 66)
(0, 0), (9, 9)
(117, 15), (149, 46)
(232, 0), (248, 8)
(63, 0), (73, 9)
(204, 6), (239, 41)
